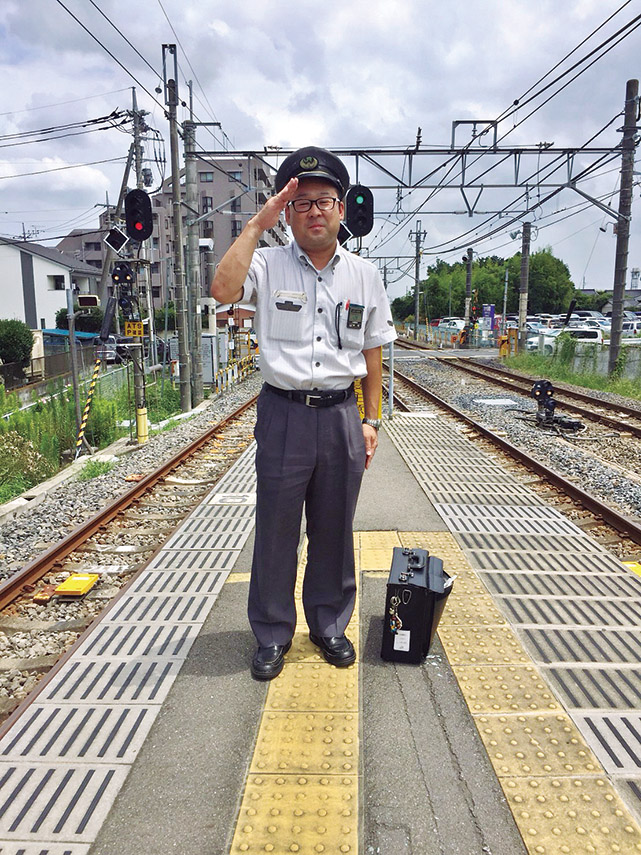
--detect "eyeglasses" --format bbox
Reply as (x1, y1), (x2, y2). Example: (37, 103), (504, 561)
(287, 197), (340, 213)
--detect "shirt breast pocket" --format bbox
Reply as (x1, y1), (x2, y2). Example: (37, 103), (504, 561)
(268, 292), (307, 342)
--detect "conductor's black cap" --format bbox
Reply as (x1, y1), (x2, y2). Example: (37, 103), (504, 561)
(275, 146), (350, 198)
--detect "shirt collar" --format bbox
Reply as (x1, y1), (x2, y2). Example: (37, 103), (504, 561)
(292, 239), (342, 273)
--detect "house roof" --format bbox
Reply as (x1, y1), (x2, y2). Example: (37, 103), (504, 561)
(0, 237), (99, 276)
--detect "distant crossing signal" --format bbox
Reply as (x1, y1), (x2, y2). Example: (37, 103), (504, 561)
(124, 189), (153, 241)
(345, 185), (374, 238)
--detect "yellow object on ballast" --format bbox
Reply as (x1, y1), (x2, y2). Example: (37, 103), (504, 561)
(622, 561), (641, 577)
(54, 574), (100, 596)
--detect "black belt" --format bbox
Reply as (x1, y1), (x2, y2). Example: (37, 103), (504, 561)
(265, 383), (353, 408)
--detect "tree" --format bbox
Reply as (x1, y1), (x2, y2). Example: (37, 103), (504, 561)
(0, 319), (33, 365)
(56, 305), (105, 333)
(527, 248), (574, 313)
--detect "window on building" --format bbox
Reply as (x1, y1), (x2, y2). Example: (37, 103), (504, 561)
(203, 222), (213, 238)
(230, 195), (241, 212)
(150, 262), (160, 274)
(228, 170), (242, 183)
(152, 287), (161, 298)
(83, 242), (101, 252)
(152, 237), (159, 249)
(47, 275), (66, 291)
(202, 196), (213, 213)
(231, 220), (242, 238)
(199, 172), (214, 182)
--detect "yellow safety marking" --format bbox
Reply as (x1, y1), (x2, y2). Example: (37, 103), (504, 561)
(358, 547), (395, 571)
(622, 560), (641, 577)
(421, 530), (641, 853)
(358, 531), (401, 549)
(227, 572), (252, 583)
(439, 625), (532, 666)
(229, 537), (359, 855)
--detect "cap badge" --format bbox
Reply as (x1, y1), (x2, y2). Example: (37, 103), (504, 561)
(299, 155), (318, 170)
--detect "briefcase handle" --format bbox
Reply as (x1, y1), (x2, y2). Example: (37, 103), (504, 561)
(407, 551), (426, 571)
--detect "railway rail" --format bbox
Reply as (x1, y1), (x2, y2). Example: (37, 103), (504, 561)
(0, 395), (258, 725)
(386, 362), (641, 551)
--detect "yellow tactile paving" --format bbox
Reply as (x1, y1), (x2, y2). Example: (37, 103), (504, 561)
(439, 625), (532, 665)
(423, 531), (641, 853)
(229, 538), (360, 855)
(229, 530), (641, 854)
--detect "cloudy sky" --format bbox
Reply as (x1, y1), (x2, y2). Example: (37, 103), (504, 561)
(0, 0), (638, 300)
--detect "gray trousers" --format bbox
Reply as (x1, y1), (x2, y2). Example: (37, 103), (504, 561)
(248, 385), (366, 647)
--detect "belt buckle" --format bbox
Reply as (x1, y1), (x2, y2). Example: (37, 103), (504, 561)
(305, 393), (323, 407)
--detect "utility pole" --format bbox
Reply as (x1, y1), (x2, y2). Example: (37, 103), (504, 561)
(163, 44), (191, 412)
(501, 266), (509, 335)
(409, 221), (426, 341)
(130, 87), (148, 443)
(463, 247), (473, 326)
(608, 78), (639, 374)
(184, 82), (203, 405)
(518, 222), (531, 351)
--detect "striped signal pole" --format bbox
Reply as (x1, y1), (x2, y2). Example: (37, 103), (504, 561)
(74, 359), (102, 460)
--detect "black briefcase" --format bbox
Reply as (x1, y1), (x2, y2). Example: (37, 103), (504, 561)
(380, 547), (453, 664)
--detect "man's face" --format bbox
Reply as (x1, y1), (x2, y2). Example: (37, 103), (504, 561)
(284, 178), (344, 256)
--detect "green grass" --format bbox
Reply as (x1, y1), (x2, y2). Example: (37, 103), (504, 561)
(0, 475), (31, 503)
(504, 352), (641, 402)
(77, 459), (115, 481)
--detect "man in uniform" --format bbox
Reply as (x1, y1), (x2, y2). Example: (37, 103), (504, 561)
(211, 146), (397, 679)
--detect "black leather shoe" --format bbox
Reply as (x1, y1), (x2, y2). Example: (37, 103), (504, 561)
(251, 641), (291, 681)
(309, 634), (356, 667)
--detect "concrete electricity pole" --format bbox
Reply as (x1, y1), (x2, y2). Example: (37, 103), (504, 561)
(184, 88), (203, 405)
(518, 222), (531, 351)
(463, 247), (473, 327)
(608, 78), (639, 375)
(409, 221), (426, 341)
(163, 44), (191, 412)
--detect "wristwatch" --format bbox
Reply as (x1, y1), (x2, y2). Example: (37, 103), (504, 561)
(362, 418), (382, 430)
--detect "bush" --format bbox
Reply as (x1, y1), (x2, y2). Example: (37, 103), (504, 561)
(0, 431), (55, 494)
(0, 319), (33, 365)
(78, 459), (114, 481)
(56, 306), (105, 334)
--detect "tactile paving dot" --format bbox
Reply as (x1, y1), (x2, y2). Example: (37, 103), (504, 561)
(445, 572), (487, 597)
(251, 712), (358, 775)
(439, 625), (531, 665)
(500, 777), (641, 853)
(358, 531), (401, 549)
(266, 663), (358, 712)
(453, 664), (560, 713)
(230, 774), (358, 854)
(360, 548), (395, 571)
(439, 594), (506, 626)
(476, 713), (601, 777)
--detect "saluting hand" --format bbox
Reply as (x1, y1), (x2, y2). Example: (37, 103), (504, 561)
(251, 178), (299, 233)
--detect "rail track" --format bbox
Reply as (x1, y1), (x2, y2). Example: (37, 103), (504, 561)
(386, 362), (641, 554)
(0, 395), (258, 724)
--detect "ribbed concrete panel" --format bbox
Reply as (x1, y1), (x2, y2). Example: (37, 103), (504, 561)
(481, 571), (641, 599)
(468, 548), (627, 574)
(74, 622), (201, 660)
(619, 780), (641, 822)
(172, 514), (255, 534)
(499, 595), (641, 629)
(0, 844), (90, 854)
(188, 502), (256, 520)
(574, 713), (641, 774)
(162, 530), (249, 551)
(544, 666), (641, 710)
(0, 704), (157, 764)
(426, 487), (545, 506)
(417, 467), (516, 483)
(0, 763), (130, 842)
(457, 531), (606, 555)
(522, 628), (641, 665)
(201, 492), (256, 507)
(107, 593), (218, 624)
(126, 569), (226, 596)
(436, 503), (584, 536)
(145, 548), (237, 571)
(39, 659), (182, 705)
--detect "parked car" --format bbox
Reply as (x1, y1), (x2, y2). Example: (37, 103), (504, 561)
(621, 320), (641, 336)
(93, 335), (132, 364)
(526, 327), (603, 353)
(437, 318), (465, 333)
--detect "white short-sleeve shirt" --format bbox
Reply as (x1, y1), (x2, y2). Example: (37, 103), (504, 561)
(242, 240), (397, 390)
